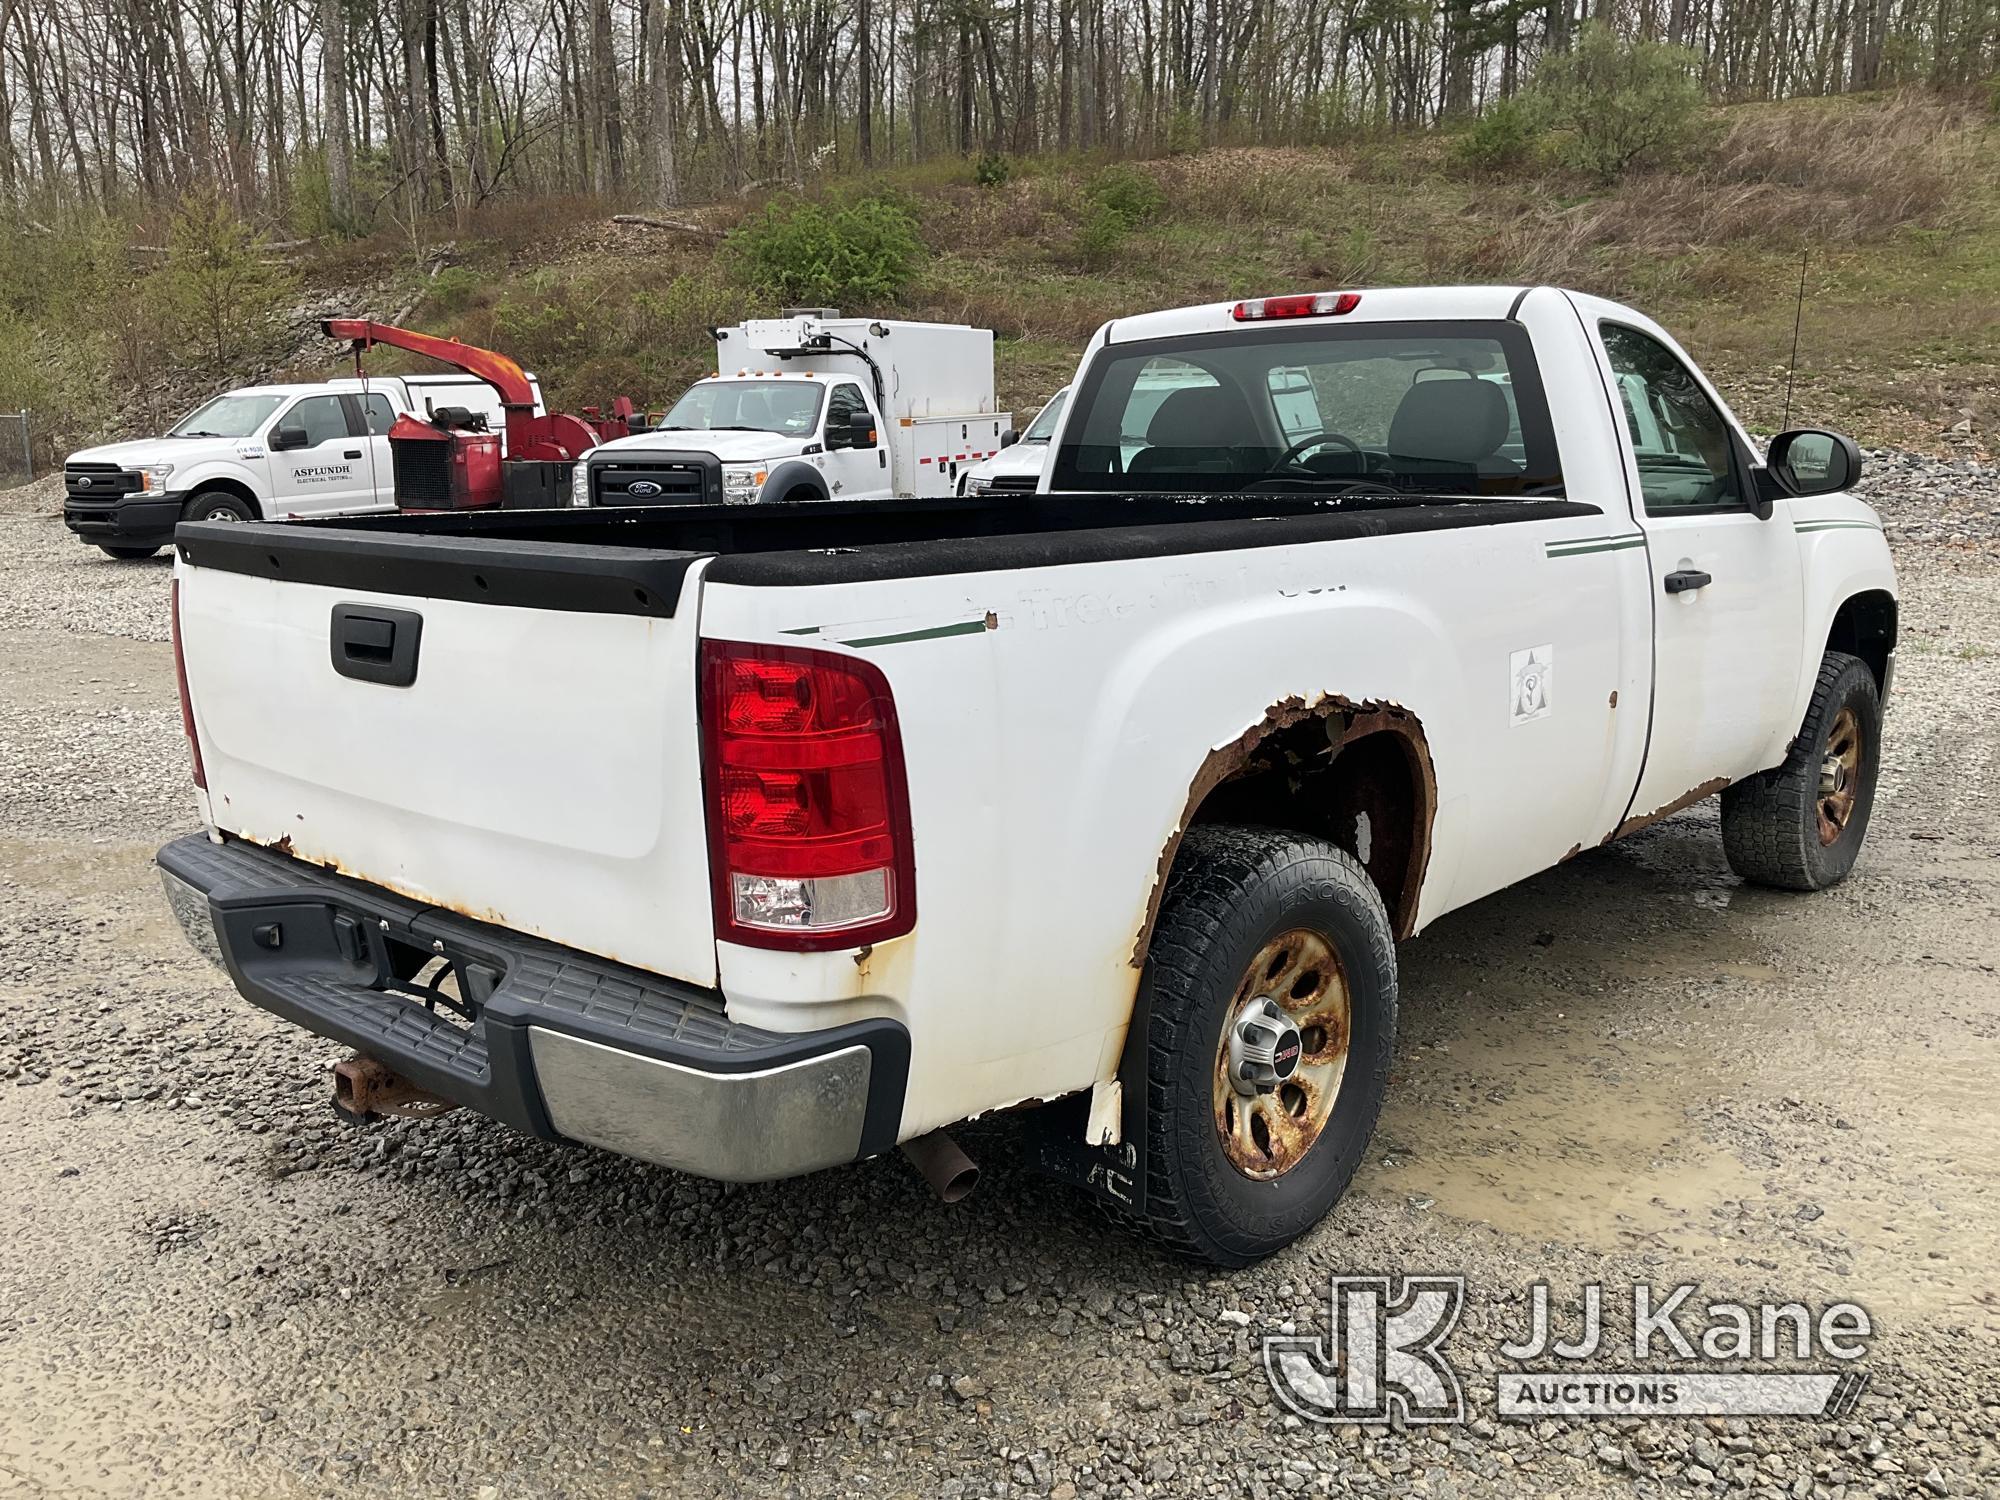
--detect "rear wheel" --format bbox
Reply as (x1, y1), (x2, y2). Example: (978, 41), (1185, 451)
(182, 491), (258, 525)
(1721, 650), (1882, 891)
(97, 544), (161, 560)
(1126, 825), (1397, 1266)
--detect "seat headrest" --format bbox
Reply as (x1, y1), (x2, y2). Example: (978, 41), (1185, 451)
(1387, 379), (1510, 464)
(1145, 384), (1246, 448)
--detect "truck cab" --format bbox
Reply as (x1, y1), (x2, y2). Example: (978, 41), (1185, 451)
(579, 314), (1009, 507)
(62, 373), (543, 559)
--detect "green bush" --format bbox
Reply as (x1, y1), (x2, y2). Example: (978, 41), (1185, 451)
(726, 194), (927, 307)
(973, 152), (1011, 188)
(1164, 109), (1203, 156)
(1454, 96), (1543, 173)
(1528, 23), (1717, 181)
(1074, 205), (1129, 267)
(423, 264), (485, 316)
(1088, 165), (1167, 226)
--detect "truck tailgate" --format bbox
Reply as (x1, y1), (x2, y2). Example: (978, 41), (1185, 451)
(174, 525), (717, 987)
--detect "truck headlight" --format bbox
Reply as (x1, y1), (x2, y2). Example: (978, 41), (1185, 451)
(722, 463), (767, 504)
(137, 463), (176, 491)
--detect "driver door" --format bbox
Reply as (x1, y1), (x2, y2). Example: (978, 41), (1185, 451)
(268, 394), (371, 518)
(1597, 321), (1805, 813)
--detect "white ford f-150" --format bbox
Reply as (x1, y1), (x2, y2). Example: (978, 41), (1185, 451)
(63, 373), (545, 559)
(160, 286), (1895, 1264)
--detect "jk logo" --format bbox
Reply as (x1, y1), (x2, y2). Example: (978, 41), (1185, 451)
(1264, 1275), (1466, 1424)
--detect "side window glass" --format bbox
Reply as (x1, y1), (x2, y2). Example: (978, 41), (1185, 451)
(362, 395), (396, 436)
(285, 395), (349, 448)
(1600, 324), (1742, 511)
(1266, 367), (1321, 443)
(826, 384), (860, 442)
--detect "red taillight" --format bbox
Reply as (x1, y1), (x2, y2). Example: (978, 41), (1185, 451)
(1231, 291), (1361, 321)
(700, 640), (914, 950)
(169, 579), (206, 789)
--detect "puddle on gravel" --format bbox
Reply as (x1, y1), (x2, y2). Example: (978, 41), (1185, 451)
(1364, 1024), (1755, 1255)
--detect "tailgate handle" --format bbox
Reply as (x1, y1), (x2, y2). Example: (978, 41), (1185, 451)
(330, 603), (423, 687)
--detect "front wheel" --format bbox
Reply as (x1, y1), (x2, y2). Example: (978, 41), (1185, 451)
(1125, 825), (1397, 1266)
(182, 491), (258, 525)
(1721, 650), (1882, 891)
(97, 544), (161, 560)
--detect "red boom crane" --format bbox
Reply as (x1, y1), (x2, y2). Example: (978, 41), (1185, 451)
(321, 318), (639, 509)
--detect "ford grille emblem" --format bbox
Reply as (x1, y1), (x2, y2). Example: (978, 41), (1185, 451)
(628, 480), (662, 497)
(75, 475), (93, 488)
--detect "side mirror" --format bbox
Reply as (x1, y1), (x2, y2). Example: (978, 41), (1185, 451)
(844, 411), (877, 449)
(1765, 429), (1861, 499)
(999, 428), (1020, 449)
(269, 424), (308, 451)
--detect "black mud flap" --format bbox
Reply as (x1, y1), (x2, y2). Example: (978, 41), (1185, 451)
(1023, 996), (1150, 1216)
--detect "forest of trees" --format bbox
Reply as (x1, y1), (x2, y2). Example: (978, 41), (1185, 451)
(0, 0), (1994, 227)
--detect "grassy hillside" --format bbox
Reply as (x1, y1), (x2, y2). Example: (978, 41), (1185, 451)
(179, 91), (2000, 459)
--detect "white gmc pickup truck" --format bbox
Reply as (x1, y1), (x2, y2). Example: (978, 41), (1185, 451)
(160, 286), (1895, 1265)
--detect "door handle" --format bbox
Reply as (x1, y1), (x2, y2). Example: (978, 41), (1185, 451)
(1664, 569), (1713, 594)
(344, 448), (363, 459)
(330, 603), (423, 687)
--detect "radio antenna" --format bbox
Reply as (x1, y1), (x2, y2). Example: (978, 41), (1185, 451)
(1781, 249), (1808, 431)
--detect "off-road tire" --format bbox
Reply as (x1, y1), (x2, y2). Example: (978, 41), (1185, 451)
(97, 544), (161, 560)
(1721, 651), (1881, 891)
(182, 491), (258, 525)
(1125, 825), (1397, 1266)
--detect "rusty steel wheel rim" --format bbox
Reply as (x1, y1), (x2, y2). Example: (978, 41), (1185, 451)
(1817, 706), (1863, 846)
(1211, 927), (1351, 1181)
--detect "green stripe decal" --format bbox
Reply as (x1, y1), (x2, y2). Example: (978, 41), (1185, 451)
(780, 625), (822, 636)
(838, 619), (990, 649)
(1547, 534), (1646, 557)
(1794, 520), (1882, 533)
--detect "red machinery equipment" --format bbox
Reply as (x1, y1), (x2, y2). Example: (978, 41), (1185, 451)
(321, 318), (640, 510)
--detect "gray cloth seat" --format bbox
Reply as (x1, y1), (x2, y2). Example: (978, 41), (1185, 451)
(1386, 379), (1517, 475)
(1128, 385), (1259, 474)
(733, 391), (775, 430)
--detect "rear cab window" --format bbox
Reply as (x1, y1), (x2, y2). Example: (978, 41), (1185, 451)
(1049, 320), (1562, 498)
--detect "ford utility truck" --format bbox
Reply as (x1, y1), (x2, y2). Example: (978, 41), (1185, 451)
(159, 286), (1895, 1265)
(578, 314), (1008, 508)
(63, 373), (545, 558)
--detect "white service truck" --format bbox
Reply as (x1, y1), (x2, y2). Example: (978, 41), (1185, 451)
(578, 313), (1008, 508)
(62, 373), (544, 559)
(159, 285), (1895, 1265)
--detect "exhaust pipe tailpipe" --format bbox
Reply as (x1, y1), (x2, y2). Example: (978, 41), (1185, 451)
(901, 1130), (980, 1203)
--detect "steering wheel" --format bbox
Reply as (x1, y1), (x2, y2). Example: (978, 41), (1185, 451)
(1272, 432), (1365, 470)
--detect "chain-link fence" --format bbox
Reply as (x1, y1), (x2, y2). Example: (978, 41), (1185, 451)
(0, 411), (33, 487)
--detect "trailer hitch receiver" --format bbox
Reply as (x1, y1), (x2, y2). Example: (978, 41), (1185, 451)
(332, 1054), (460, 1123)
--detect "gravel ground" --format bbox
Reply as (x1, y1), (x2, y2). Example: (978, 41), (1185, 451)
(1, 462), (1996, 1500)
